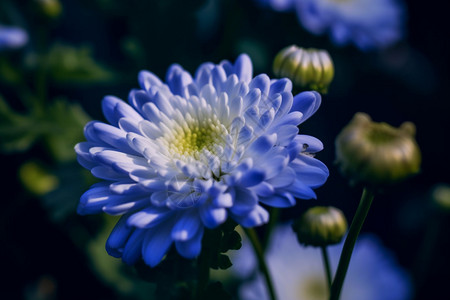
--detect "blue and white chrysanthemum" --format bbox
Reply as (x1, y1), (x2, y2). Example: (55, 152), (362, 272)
(0, 25), (28, 51)
(255, 0), (405, 51)
(75, 54), (328, 267)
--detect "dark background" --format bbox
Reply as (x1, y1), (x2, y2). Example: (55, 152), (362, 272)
(1, 0), (449, 299)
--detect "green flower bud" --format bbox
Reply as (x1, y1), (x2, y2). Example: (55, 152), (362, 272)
(335, 112), (421, 187)
(292, 206), (348, 247)
(34, 0), (62, 19)
(273, 45), (334, 93)
(431, 184), (450, 212)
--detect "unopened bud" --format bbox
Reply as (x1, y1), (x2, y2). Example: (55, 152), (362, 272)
(335, 112), (421, 187)
(273, 45), (334, 93)
(35, 0), (62, 19)
(292, 206), (348, 247)
(431, 184), (450, 212)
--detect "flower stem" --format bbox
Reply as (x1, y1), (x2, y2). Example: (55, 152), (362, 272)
(262, 207), (280, 251)
(196, 238), (211, 299)
(329, 187), (375, 300)
(321, 246), (332, 290)
(243, 227), (277, 300)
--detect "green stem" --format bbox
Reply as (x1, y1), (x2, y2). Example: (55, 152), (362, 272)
(243, 227), (277, 300)
(262, 207), (280, 251)
(196, 240), (211, 299)
(329, 187), (375, 300)
(321, 246), (332, 290)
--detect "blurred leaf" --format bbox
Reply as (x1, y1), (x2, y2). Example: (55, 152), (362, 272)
(46, 43), (115, 85)
(0, 96), (41, 153)
(41, 162), (95, 222)
(42, 98), (90, 162)
(19, 160), (59, 196)
(0, 57), (22, 84)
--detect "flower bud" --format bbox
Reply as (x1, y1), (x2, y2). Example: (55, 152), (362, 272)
(292, 206), (348, 247)
(431, 184), (450, 212)
(273, 45), (334, 93)
(34, 0), (62, 19)
(335, 112), (421, 187)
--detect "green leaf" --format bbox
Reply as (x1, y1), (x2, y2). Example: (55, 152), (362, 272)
(0, 96), (40, 153)
(46, 43), (115, 85)
(42, 98), (91, 162)
(218, 254), (232, 270)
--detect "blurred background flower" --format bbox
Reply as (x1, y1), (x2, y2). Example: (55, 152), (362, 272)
(0, 25), (28, 51)
(234, 224), (412, 300)
(255, 0), (405, 51)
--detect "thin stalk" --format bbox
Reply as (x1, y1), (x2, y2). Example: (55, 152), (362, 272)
(329, 187), (375, 300)
(243, 227), (277, 300)
(321, 246), (332, 289)
(262, 207), (280, 251)
(196, 240), (211, 299)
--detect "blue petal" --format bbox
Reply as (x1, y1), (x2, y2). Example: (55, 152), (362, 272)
(259, 193), (296, 208)
(171, 212), (202, 241)
(233, 54), (253, 83)
(105, 215), (133, 257)
(237, 169), (266, 187)
(295, 154), (330, 178)
(285, 178), (317, 199)
(275, 125), (299, 146)
(194, 62), (214, 87)
(92, 122), (137, 154)
(251, 182), (275, 197)
(200, 205), (227, 228)
(243, 88), (261, 110)
(75, 142), (97, 169)
(175, 226), (204, 259)
(211, 65), (227, 92)
(109, 181), (148, 195)
(138, 70), (163, 91)
(234, 205), (269, 227)
(273, 92), (293, 120)
(229, 188), (258, 216)
(249, 74), (270, 98)
(212, 192), (233, 207)
(269, 78), (292, 98)
(295, 134), (324, 153)
(91, 165), (128, 181)
(267, 167), (296, 188)
(127, 207), (171, 228)
(103, 197), (149, 215)
(290, 91), (321, 123)
(102, 95), (143, 126)
(78, 184), (112, 215)
(247, 134), (277, 156)
(166, 64), (193, 97)
(142, 223), (175, 267)
(122, 229), (146, 265)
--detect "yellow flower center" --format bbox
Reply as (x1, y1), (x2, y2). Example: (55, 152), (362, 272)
(166, 114), (226, 158)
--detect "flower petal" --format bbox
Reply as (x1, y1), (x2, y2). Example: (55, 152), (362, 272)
(290, 91), (321, 123)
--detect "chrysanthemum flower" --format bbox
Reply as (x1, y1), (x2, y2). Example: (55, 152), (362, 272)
(255, 0), (405, 51)
(0, 25), (28, 51)
(75, 54), (328, 267)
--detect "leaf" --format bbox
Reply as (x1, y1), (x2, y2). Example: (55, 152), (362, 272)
(46, 43), (116, 85)
(42, 98), (91, 162)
